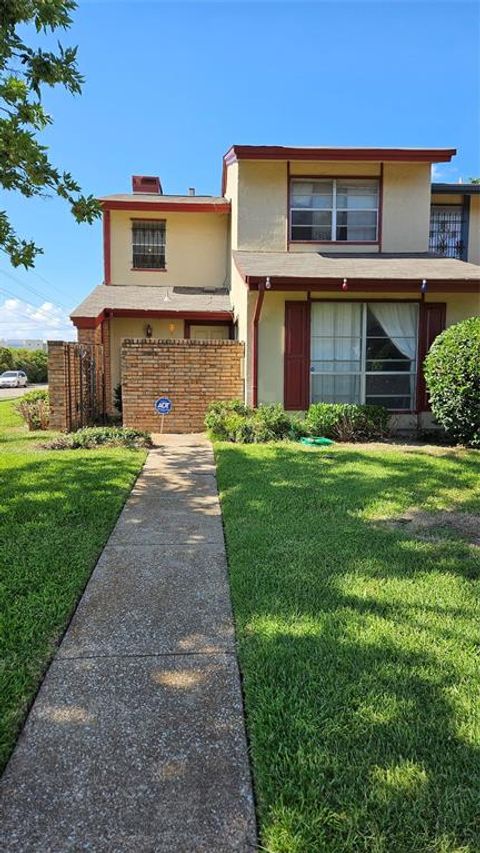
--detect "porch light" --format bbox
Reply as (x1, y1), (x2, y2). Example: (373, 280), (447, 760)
(168, 323), (176, 334)
(421, 279), (428, 294)
(342, 278), (348, 291)
(145, 324), (153, 338)
(265, 276), (271, 290)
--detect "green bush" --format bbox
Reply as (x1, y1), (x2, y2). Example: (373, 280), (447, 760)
(11, 348), (48, 383)
(424, 317), (480, 447)
(15, 390), (49, 430)
(204, 400), (253, 440)
(305, 403), (390, 441)
(43, 426), (152, 450)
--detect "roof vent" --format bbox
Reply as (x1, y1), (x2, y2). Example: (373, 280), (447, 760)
(132, 175), (163, 194)
(188, 187), (196, 196)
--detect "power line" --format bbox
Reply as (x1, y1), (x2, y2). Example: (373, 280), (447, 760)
(0, 285), (73, 327)
(0, 267), (72, 312)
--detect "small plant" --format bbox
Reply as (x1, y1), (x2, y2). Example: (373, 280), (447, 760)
(16, 390), (49, 431)
(424, 317), (480, 448)
(113, 383), (123, 414)
(304, 403), (389, 441)
(43, 426), (152, 450)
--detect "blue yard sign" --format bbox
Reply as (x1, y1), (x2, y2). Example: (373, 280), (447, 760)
(154, 396), (173, 415)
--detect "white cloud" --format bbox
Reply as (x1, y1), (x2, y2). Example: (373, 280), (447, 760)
(0, 298), (76, 341)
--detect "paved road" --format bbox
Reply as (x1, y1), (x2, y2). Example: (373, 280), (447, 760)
(0, 434), (257, 852)
(0, 383), (48, 400)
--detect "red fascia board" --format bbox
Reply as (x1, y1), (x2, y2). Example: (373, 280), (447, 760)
(100, 200), (230, 213)
(224, 145), (457, 164)
(72, 309), (233, 327)
(245, 276), (479, 293)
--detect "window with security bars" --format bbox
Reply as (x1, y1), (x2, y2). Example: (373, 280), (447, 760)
(310, 302), (418, 410)
(290, 178), (379, 242)
(429, 206), (465, 259)
(132, 220), (166, 269)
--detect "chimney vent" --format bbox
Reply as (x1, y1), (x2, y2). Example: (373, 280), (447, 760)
(132, 175), (163, 194)
(188, 187), (195, 196)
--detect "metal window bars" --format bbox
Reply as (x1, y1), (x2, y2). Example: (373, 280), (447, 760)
(429, 206), (465, 259)
(132, 220), (166, 269)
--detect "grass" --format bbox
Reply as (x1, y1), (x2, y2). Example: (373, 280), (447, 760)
(215, 441), (480, 853)
(0, 400), (146, 772)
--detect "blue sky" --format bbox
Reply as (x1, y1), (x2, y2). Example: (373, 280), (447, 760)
(1, 0), (479, 340)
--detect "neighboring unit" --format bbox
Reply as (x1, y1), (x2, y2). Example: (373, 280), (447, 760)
(70, 146), (480, 430)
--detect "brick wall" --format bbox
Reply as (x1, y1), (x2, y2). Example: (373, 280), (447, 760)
(121, 338), (245, 433)
(48, 340), (105, 431)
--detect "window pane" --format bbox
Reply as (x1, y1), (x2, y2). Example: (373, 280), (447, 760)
(367, 304), (418, 362)
(311, 360), (361, 373)
(132, 220), (166, 269)
(336, 210), (377, 242)
(291, 180), (333, 209)
(312, 373), (361, 404)
(292, 210), (332, 227)
(336, 180), (379, 209)
(366, 374), (414, 395)
(366, 395), (411, 410)
(366, 359), (412, 372)
(291, 226), (331, 241)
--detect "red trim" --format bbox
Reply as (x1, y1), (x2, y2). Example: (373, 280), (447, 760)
(286, 161), (291, 250)
(224, 145), (456, 164)
(72, 309), (233, 329)
(378, 163), (384, 250)
(252, 285), (265, 407)
(103, 210), (111, 285)
(416, 302), (446, 411)
(101, 200), (230, 213)
(288, 173), (382, 246)
(284, 301), (310, 410)
(246, 277), (479, 293)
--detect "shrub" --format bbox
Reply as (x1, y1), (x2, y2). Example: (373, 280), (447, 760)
(43, 426), (152, 450)
(15, 390), (49, 430)
(424, 317), (480, 447)
(305, 403), (389, 441)
(114, 383), (123, 414)
(204, 400), (253, 441)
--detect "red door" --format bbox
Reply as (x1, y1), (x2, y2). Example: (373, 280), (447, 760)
(284, 301), (310, 410)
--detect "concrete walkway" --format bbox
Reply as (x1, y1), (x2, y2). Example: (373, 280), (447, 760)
(0, 435), (257, 852)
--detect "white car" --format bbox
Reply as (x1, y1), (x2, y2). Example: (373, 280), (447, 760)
(0, 370), (28, 388)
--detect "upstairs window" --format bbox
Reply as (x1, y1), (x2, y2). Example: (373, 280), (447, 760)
(290, 178), (379, 242)
(429, 205), (466, 259)
(132, 220), (166, 269)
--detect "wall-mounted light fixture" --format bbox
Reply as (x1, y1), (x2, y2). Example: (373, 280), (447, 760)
(168, 323), (176, 335)
(145, 323), (153, 338)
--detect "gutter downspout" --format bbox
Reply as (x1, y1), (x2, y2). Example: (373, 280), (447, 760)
(251, 280), (265, 408)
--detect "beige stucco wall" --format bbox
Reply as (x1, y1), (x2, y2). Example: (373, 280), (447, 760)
(256, 290), (479, 406)
(226, 158), (433, 256)
(381, 163), (431, 252)
(109, 317), (185, 392)
(236, 161), (288, 251)
(109, 209), (229, 287)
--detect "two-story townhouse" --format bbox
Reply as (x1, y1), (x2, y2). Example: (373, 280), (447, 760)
(71, 147), (480, 428)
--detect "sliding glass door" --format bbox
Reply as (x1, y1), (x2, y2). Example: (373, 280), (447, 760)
(310, 302), (418, 410)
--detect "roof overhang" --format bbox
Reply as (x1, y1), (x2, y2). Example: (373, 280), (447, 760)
(432, 183), (480, 195)
(100, 199), (230, 213)
(72, 308), (234, 329)
(224, 145), (457, 165)
(243, 277), (480, 294)
(222, 145), (457, 194)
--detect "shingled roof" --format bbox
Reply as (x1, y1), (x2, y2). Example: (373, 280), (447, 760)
(233, 251), (480, 284)
(71, 285), (232, 320)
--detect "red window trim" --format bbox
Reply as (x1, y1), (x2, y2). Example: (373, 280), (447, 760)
(288, 173), (383, 246)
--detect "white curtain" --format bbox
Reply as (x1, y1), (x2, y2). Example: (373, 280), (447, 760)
(369, 303), (418, 361)
(311, 303), (362, 365)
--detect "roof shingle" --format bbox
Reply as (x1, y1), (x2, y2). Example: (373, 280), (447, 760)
(71, 285), (232, 319)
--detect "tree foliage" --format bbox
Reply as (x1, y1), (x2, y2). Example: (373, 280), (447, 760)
(424, 317), (480, 448)
(0, 0), (100, 267)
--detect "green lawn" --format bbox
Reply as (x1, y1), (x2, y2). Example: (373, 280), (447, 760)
(0, 400), (146, 771)
(215, 442), (480, 853)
